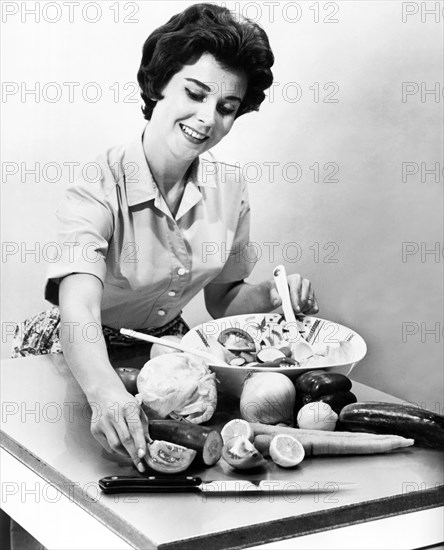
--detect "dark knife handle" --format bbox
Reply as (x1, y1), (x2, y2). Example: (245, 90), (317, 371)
(98, 475), (202, 494)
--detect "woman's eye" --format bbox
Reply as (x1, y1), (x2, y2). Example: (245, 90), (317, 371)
(218, 104), (236, 116)
(185, 88), (237, 116)
(185, 88), (204, 101)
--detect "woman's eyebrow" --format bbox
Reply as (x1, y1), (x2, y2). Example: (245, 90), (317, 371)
(184, 78), (242, 102)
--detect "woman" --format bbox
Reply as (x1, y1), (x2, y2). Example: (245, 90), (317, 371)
(14, 3), (318, 474)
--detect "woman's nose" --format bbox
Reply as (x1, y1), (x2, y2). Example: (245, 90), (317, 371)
(197, 99), (216, 126)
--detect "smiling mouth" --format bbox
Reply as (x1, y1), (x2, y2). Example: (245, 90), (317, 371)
(179, 123), (209, 142)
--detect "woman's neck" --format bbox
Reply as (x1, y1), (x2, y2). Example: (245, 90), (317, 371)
(142, 124), (193, 193)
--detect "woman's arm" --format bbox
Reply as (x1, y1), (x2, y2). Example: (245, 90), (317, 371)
(59, 273), (149, 472)
(204, 274), (319, 319)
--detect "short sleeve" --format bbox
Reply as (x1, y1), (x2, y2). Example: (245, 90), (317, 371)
(44, 174), (114, 305)
(210, 178), (258, 284)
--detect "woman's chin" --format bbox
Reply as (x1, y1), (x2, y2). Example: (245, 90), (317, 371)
(177, 142), (208, 160)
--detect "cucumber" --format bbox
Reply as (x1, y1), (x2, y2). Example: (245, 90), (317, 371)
(339, 402), (444, 449)
(149, 420), (223, 465)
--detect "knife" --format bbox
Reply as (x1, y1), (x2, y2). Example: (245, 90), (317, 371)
(99, 475), (357, 495)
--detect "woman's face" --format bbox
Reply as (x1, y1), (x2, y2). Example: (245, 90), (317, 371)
(149, 53), (247, 161)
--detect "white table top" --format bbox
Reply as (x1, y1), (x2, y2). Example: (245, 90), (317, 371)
(1, 354), (443, 549)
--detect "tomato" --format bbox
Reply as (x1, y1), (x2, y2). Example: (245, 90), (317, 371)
(221, 436), (266, 470)
(145, 440), (197, 473)
(279, 346), (293, 358)
(217, 328), (256, 352)
(115, 367), (140, 395)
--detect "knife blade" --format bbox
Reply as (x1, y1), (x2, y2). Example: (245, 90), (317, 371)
(98, 475), (357, 495)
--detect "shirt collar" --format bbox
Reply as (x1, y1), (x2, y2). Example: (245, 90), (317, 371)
(123, 123), (217, 208)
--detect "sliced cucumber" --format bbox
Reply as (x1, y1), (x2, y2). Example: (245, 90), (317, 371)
(256, 348), (286, 363)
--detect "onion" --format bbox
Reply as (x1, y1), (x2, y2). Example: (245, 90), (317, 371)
(240, 372), (296, 425)
(297, 402), (338, 431)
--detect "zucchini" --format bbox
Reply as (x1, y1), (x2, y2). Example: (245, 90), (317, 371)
(149, 420), (223, 465)
(339, 402), (444, 449)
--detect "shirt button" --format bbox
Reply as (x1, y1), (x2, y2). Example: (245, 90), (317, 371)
(157, 309), (166, 316)
(177, 267), (187, 276)
(168, 291), (176, 297)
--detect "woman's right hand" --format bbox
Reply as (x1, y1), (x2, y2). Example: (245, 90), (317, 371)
(88, 387), (151, 473)
(59, 274), (151, 472)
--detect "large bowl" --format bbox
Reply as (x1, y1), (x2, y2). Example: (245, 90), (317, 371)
(182, 314), (367, 397)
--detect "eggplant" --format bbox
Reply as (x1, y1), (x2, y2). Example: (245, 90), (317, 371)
(295, 370), (352, 397)
(295, 370), (355, 414)
(318, 391), (357, 415)
(339, 402), (444, 449)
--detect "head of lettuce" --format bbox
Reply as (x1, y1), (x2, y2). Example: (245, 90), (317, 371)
(136, 353), (217, 424)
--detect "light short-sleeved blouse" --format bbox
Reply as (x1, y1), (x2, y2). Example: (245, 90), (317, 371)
(45, 124), (257, 329)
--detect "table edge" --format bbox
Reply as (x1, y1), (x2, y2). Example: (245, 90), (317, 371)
(2, 429), (443, 550)
(0, 432), (157, 550)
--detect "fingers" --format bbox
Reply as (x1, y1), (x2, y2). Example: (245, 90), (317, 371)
(271, 274), (320, 315)
(91, 423), (127, 457)
(113, 406), (147, 473)
(126, 408), (148, 460)
(287, 274), (304, 313)
(299, 277), (311, 305)
(270, 275), (304, 311)
(94, 431), (118, 455)
(305, 294), (319, 315)
(300, 278), (319, 314)
(140, 409), (153, 444)
(269, 285), (281, 308)
(299, 278), (319, 314)
(91, 402), (148, 473)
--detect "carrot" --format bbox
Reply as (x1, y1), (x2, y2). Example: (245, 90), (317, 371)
(251, 424), (414, 456)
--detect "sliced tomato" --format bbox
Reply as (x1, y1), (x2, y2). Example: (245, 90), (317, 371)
(145, 440), (197, 473)
(222, 436), (266, 470)
(217, 328), (256, 352)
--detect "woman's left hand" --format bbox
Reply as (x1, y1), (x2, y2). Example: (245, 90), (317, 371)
(269, 273), (319, 315)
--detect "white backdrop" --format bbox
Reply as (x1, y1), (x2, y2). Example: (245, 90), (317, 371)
(2, 0), (443, 410)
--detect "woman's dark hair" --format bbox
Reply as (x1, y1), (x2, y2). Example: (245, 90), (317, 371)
(137, 3), (274, 120)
